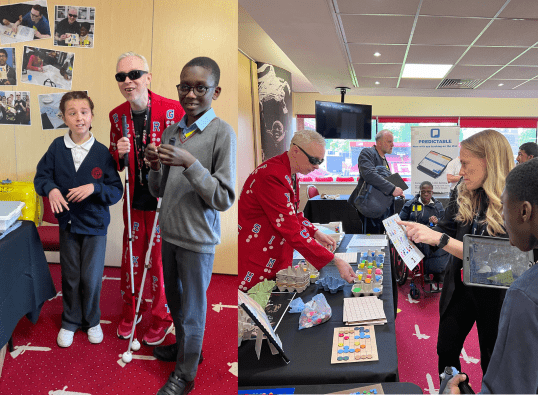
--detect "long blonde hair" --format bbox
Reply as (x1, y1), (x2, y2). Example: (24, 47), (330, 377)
(455, 130), (514, 236)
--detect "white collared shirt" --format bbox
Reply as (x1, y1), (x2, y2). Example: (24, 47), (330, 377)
(64, 132), (95, 172)
(419, 196), (435, 206)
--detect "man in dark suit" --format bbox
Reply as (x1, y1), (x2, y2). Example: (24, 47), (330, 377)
(349, 129), (404, 234)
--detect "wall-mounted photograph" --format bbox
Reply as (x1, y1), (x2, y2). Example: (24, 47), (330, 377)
(0, 90), (30, 125)
(0, 47), (17, 85)
(0, 1), (51, 44)
(38, 91), (84, 130)
(21, 46), (74, 89)
(53, 5), (95, 48)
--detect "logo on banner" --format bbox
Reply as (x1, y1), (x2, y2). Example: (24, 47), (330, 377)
(431, 129), (440, 138)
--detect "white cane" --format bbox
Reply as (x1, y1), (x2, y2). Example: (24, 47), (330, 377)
(122, 136), (176, 363)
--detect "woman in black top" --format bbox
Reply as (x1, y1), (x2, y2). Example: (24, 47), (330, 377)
(398, 129), (514, 377)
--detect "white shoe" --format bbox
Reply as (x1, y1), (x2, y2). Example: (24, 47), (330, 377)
(88, 324), (103, 344)
(57, 328), (74, 348)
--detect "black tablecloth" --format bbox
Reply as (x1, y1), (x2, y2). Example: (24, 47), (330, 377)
(303, 194), (450, 234)
(0, 221), (56, 348)
(238, 235), (398, 387)
(239, 381), (422, 395)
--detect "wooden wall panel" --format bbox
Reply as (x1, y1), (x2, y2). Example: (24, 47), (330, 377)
(151, 0), (238, 275)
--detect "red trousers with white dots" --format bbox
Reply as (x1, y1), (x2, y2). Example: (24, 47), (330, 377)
(120, 209), (172, 325)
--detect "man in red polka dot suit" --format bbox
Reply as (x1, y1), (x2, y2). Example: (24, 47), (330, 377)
(238, 130), (356, 291)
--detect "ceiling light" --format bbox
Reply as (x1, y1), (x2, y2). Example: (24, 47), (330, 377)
(402, 64), (452, 79)
(498, 83), (504, 87)
(374, 52), (381, 57)
(375, 81), (380, 85)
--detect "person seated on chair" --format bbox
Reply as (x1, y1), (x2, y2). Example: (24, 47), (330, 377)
(399, 181), (449, 285)
(444, 157), (538, 394)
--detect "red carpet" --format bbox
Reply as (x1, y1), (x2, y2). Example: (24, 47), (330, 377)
(395, 281), (482, 394)
(0, 265), (237, 395)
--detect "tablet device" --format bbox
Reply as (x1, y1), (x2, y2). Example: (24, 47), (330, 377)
(386, 173), (408, 190)
(417, 151), (452, 179)
(463, 234), (534, 289)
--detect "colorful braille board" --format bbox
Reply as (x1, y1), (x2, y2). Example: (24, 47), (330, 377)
(330, 326), (379, 364)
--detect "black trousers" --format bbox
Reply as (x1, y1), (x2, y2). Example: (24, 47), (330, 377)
(436, 282), (505, 376)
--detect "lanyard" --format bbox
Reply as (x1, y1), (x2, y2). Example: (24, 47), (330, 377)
(129, 94), (152, 184)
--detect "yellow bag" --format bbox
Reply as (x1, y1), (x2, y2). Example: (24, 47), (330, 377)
(0, 180), (42, 226)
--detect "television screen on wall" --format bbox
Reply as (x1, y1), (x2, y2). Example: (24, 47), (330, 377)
(315, 101), (372, 140)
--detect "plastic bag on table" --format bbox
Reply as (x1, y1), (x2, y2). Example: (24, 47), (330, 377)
(289, 297), (305, 313)
(298, 293), (332, 330)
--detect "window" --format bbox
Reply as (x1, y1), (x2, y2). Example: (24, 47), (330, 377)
(296, 115), (537, 182)
(297, 116), (377, 180)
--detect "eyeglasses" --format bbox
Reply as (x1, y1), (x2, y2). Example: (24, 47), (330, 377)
(31, 13), (40, 18)
(294, 143), (324, 165)
(115, 70), (148, 82)
(68, 14), (77, 18)
(176, 84), (214, 96)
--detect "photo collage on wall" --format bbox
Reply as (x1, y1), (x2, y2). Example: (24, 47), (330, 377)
(0, 1), (51, 44)
(0, 90), (30, 125)
(53, 5), (95, 48)
(22, 46), (74, 90)
(0, 1), (94, 126)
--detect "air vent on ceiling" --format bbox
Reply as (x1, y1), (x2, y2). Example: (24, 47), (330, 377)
(438, 79), (481, 89)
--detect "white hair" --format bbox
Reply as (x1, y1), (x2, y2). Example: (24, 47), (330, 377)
(290, 129), (325, 148)
(117, 52), (149, 72)
(375, 129), (393, 142)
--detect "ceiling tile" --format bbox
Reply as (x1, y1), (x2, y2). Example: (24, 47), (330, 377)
(446, 65), (501, 79)
(510, 48), (538, 66)
(419, 0), (507, 18)
(398, 78), (442, 89)
(348, 44), (407, 63)
(336, 0), (420, 15)
(353, 64), (402, 77)
(476, 79), (527, 90)
(356, 77), (399, 88)
(412, 16), (490, 46)
(341, 15), (415, 44)
(498, 0), (538, 19)
(509, 80), (538, 90)
(475, 19), (538, 46)
(491, 66), (538, 80)
(406, 45), (466, 64)
(459, 46), (527, 65)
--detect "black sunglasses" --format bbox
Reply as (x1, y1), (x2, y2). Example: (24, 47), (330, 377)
(294, 143), (324, 165)
(68, 13), (77, 18)
(115, 70), (148, 82)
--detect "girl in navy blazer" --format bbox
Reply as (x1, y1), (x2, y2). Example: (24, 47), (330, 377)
(35, 91), (123, 348)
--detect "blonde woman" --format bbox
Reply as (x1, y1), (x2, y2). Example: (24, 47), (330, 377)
(398, 130), (514, 379)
